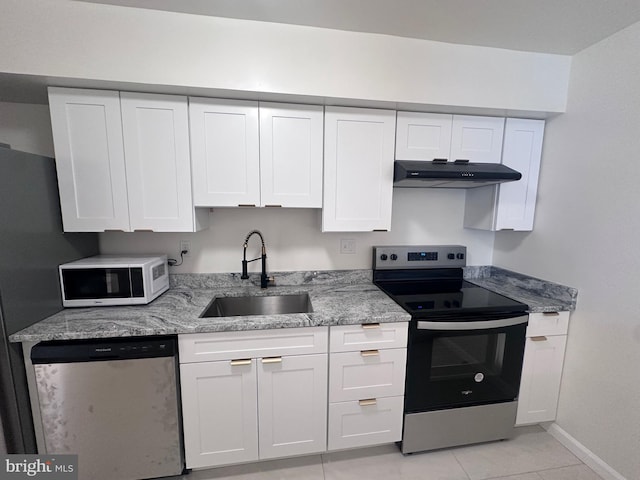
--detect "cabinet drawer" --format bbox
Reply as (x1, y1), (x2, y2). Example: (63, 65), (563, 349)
(328, 396), (403, 451)
(527, 311), (569, 337)
(330, 323), (408, 353)
(179, 327), (328, 363)
(329, 348), (406, 402)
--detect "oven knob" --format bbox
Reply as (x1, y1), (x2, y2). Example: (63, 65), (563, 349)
(390, 254), (398, 261)
(456, 253), (465, 260)
(447, 253), (455, 260)
(380, 254), (388, 261)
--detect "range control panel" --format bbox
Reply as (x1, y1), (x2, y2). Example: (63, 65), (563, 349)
(373, 245), (467, 269)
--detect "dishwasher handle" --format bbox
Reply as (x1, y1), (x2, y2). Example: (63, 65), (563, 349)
(30, 336), (177, 364)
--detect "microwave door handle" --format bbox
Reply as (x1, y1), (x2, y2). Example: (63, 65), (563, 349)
(417, 315), (528, 331)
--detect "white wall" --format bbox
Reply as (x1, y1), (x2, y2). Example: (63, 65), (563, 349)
(0, 102), (53, 157)
(493, 22), (640, 480)
(100, 188), (495, 272)
(0, 0), (570, 113)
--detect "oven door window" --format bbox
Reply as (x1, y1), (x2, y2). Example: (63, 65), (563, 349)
(405, 322), (526, 412)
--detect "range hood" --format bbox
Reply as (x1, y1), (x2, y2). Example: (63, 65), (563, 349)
(394, 160), (522, 188)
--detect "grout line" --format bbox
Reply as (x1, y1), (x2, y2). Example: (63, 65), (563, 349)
(449, 450), (473, 480)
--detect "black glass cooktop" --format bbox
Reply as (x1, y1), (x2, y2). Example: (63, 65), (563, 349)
(376, 278), (528, 320)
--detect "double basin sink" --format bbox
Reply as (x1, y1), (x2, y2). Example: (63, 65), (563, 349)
(201, 293), (313, 318)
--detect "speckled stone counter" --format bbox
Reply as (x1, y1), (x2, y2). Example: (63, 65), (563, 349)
(464, 266), (578, 313)
(9, 267), (578, 343)
(9, 270), (410, 342)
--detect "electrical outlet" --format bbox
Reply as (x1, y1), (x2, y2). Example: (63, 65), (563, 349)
(180, 240), (191, 257)
(340, 238), (356, 254)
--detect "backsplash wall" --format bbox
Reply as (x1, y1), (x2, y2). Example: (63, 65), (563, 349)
(99, 188), (496, 273)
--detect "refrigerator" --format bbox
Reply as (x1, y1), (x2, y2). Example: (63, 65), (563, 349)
(0, 145), (98, 453)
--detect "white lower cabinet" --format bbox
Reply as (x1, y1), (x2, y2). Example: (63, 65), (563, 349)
(180, 359), (258, 469)
(179, 323), (408, 467)
(179, 328), (328, 469)
(258, 354), (327, 459)
(516, 312), (570, 425)
(327, 323), (408, 451)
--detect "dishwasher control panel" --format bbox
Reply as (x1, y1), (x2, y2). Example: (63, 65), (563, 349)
(31, 336), (177, 364)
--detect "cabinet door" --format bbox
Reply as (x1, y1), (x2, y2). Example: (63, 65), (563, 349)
(395, 112), (452, 161)
(48, 87), (130, 232)
(120, 92), (195, 231)
(495, 118), (544, 230)
(189, 98), (260, 207)
(516, 335), (567, 425)
(323, 107), (396, 232)
(257, 354), (327, 459)
(259, 103), (323, 208)
(451, 115), (505, 164)
(180, 360), (258, 469)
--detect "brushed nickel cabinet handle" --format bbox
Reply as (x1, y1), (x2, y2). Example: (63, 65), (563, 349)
(133, 229), (154, 232)
(104, 229), (126, 232)
(359, 398), (377, 406)
(230, 359), (252, 366)
(372, 229), (388, 232)
(531, 336), (548, 342)
(238, 204), (256, 207)
(261, 356), (283, 364)
(543, 312), (560, 316)
(264, 204), (282, 208)
(360, 349), (379, 357)
(362, 323), (380, 329)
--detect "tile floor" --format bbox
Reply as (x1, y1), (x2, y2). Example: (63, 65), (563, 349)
(174, 426), (603, 480)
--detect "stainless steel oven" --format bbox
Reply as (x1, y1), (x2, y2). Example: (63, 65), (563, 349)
(373, 245), (529, 454)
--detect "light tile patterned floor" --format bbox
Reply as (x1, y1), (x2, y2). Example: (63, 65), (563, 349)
(173, 426), (604, 480)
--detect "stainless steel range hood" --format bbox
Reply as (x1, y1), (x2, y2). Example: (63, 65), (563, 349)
(394, 160), (522, 188)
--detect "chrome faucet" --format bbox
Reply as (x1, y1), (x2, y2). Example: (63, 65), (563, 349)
(241, 230), (273, 288)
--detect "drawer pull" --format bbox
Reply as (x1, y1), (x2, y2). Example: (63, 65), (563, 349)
(362, 323), (380, 329)
(261, 356), (283, 364)
(238, 204), (256, 207)
(531, 336), (548, 342)
(360, 349), (380, 357)
(230, 359), (252, 366)
(543, 312), (560, 316)
(264, 204), (282, 208)
(359, 398), (377, 406)
(133, 229), (154, 232)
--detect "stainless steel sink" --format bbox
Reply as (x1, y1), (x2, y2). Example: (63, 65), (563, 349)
(201, 293), (313, 318)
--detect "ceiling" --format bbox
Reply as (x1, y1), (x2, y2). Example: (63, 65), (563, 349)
(80, 0), (640, 55)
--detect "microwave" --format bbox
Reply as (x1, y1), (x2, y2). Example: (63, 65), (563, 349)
(59, 255), (169, 307)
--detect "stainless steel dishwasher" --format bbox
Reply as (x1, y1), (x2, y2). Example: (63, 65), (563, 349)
(30, 337), (184, 480)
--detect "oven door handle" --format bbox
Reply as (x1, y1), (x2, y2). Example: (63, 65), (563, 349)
(417, 315), (528, 331)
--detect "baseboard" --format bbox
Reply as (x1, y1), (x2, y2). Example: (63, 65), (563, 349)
(543, 423), (626, 480)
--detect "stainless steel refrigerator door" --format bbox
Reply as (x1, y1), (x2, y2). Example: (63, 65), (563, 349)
(34, 356), (182, 480)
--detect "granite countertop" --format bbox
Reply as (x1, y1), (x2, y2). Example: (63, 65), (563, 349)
(9, 267), (578, 343)
(464, 266), (578, 313)
(9, 270), (410, 343)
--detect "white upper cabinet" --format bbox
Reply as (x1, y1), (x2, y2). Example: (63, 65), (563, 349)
(495, 118), (544, 230)
(48, 87), (130, 232)
(49, 87), (206, 232)
(395, 112), (452, 160)
(395, 112), (504, 163)
(189, 98), (261, 207)
(259, 103), (323, 208)
(323, 107), (396, 232)
(450, 115), (505, 164)
(121, 92), (198, 232)
(464, 118), (544, 231)
(189, 99), (323, 208)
